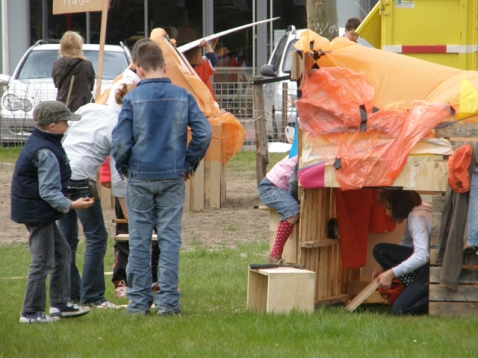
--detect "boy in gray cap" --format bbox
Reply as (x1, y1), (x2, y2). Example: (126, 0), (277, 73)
(11, 101), (93, 323)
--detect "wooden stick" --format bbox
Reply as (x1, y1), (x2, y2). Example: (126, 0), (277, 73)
(345, 279), (379, 312)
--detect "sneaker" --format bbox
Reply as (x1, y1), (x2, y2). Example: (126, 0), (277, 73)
(95, 301), (121, 309)
(114, 280), (129, 298)
(19, 311), (57, 324)
(268, 256), (284, 265)
(157, 309), (182, 317)
(50, 303), (90, 318)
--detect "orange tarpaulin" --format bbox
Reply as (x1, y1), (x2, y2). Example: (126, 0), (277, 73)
(294, 30), (478, 118)
(97, 28), (245, 164)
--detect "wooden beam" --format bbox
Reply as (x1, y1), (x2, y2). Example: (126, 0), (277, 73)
(344, 279), (379, 312)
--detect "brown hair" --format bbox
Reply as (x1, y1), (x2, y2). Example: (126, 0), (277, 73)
(59, 31), (86, 60)
(135, 42), (164, 71)
(184, 46), (202, 63)
(378, 190), (422, 223)
(115, 83), (136, 105)
(345, 17), (361, 31)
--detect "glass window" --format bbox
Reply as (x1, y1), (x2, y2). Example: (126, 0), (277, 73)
(17, 50), (58, 79)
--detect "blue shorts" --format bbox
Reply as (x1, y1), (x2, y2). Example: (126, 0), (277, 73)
(258, 178), (300, 222)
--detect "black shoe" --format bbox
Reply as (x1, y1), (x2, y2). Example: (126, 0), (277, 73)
(50, 303), (90, 318)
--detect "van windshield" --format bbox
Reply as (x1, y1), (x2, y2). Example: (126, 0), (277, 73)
(282, 40), (298, 74)
(17, 49), (128, 80)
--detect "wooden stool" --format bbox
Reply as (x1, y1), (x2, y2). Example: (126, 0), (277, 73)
(247, 267), (316, 314)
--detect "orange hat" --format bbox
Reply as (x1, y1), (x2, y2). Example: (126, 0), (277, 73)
(447, 144), (472, 193)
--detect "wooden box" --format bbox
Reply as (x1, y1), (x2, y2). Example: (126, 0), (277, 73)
(247, 267), (316, 314)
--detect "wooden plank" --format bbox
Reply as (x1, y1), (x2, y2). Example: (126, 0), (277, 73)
(114, 234), (157, 241)
(429, 301), (478, 316)
(204, 160), (211, 209)
(344, 280), (379, 312)
(435, 122), (478, 138)
(301, 239), (339, 248)
(315, 294), (350, 306)
(191, 160), (205, 212)
(220, 164), (227, 207)
(430, 266), (478, 284)
(324, 160), (448, 192)
(430, 284), (478, 301)
(347, 280), (388, 304)
(209, 160), (222, 208)
(184, 176), (191, 212)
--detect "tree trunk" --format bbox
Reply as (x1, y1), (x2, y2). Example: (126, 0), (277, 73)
(306, 0), (339, 41)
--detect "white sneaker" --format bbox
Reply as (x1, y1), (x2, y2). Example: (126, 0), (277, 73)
(114, 280), (129, 298)
(50, 302), (90, 318)
(20, 311), (58, 323)
(95, 301), (121, 309)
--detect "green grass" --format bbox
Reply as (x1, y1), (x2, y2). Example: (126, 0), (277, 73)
(3, 152), (478, 356)
(2, 240), (478, 357)
(0, 147), (21, 163)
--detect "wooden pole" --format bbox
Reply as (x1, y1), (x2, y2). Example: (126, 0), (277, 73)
(253, 76), (269, 186)
(94, 0), (110, 100)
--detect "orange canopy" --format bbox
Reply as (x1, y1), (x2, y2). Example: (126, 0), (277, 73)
(295, 30), (478, 118)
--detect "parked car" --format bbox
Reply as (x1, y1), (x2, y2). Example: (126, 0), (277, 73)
(260, 25), (304, 141)
(0, 40), (131, 144)
(260, 25), (374, 141)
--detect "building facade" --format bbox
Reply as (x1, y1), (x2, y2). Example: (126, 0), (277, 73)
(0, 0), (377, 75)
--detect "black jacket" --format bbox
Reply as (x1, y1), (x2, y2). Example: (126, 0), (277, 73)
(11, 128), (71, 225)
(52, 56), (95, 112)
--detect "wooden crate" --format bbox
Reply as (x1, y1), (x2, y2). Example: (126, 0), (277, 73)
(247, 267), (316, 314)
(429, 266), (478, 316)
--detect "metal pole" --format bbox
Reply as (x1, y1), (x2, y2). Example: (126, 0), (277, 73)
(144, 0), (149, 38)
(252, 0), (255, 77)
(269, 0), (273, 54)
(2, 0), (9, 74)
(42, 0), (48, 41)
(86, 12), (91, 43)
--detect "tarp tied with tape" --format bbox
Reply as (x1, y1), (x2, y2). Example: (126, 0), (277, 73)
(294, 30), (453, 190)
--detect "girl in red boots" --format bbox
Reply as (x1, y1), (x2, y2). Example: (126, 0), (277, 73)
(258, 155), (299, 264)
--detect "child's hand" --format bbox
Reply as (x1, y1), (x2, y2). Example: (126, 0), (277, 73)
(184, 171), (194, 181)
(101, 181), (111, 189)
(70, 197), (95, 210)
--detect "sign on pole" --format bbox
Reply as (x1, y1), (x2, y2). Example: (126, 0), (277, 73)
(53, 0), (106, 15)
(53, 0), (110, 98)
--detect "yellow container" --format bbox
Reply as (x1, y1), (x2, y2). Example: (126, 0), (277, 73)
(358, 0), (478, 70)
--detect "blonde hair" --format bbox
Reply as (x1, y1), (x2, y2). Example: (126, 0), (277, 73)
(115, 83), (136, 105)
(59, 31), (86, 60)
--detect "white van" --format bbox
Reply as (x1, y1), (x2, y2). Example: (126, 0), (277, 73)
(260, 26), (304, 141)
(260, 25), (373, 141)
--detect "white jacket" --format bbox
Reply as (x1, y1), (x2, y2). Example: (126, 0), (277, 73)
(63, 103), (120, 181)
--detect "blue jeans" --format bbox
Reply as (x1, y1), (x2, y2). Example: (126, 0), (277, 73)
(126, 178), (184, 314)
(258, 178), (300, 221)
(58, 179), (108, 305)
(23, 222), (71, 313)
(373, 243), (429, 316)
(468, 167), (478, 246)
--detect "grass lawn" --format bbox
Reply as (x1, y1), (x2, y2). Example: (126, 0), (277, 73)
(2, 240), (478, 357)
(2, 150), (478, 357)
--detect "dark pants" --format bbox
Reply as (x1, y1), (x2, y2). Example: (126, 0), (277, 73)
(112, 197), (159, 284)
(373, 243), (429, 316)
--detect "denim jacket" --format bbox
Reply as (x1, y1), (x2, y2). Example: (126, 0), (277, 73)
(112, 77), (212, 180)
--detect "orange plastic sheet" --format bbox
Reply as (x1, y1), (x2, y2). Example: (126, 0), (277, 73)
(294, 30), (478, 119)
(297, 68), (451, 190)
(98, 28), (245, 164)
